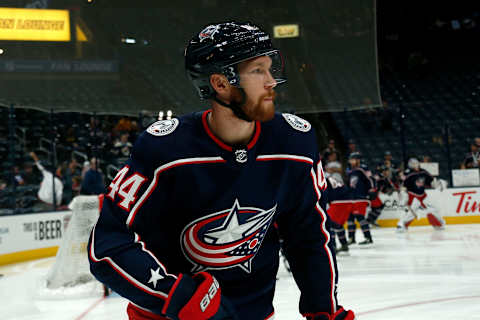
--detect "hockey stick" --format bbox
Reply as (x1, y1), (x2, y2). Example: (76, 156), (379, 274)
(407, 205), (418, 219)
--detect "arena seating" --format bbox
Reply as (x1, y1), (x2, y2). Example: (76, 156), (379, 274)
(332, 66), (480, 178)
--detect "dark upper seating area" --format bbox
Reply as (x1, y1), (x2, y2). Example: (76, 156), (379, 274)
(332, 66), (480, 178)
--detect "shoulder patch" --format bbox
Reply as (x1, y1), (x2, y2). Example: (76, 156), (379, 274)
(146, 119), (179, 136)
(282, 113), (311, 132)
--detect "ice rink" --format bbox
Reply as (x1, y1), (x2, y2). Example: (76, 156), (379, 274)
(1, 224), (479, 320)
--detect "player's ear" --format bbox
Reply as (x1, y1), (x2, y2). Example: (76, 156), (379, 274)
(210, 74), (231, 96)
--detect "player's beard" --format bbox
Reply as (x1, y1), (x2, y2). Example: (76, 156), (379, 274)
(234, 89), (276, 122)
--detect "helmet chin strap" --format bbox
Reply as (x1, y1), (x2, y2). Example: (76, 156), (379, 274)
(212, 88), (253, 122)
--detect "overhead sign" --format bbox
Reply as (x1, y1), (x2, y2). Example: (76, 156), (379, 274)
(0, 7), (70, 41)
(273, 24), (300, 38)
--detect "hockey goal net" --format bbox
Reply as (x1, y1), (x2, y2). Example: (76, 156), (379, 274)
(37, 195), (108, 298)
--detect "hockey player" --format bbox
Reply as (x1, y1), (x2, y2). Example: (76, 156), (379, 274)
(88, 22), (355, 320)
(396, 158), (445, 232)
(367, 165), (396, 227)
(365, 172), (381, 228)
(345, 153), (374, 246)
(325, 176), (353, 255)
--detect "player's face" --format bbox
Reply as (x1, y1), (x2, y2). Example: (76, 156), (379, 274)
(236, 55), (277, 122)
(349, 158), (359, 167)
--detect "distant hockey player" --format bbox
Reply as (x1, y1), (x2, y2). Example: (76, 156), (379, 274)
(346, 153), (374, 246)
(88, 22), (355, 320)
(367, 165), (397, 227)
(366, 173), (381, 228)
(397, 158), (445, 232)
(325, 176), (353, 255)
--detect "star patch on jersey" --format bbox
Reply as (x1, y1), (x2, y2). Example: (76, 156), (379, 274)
(180, 199), (276, 273)
(146, 119), (179, 136)
(282, 113), (311, 132)
(147, 267), (164, 288)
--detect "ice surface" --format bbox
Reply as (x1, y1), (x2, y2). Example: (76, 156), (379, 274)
(1, 224), (479, 319)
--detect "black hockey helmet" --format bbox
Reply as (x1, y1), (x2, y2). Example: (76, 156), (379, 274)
(185, 21), (286, 100)
(348, 152), (362, 160)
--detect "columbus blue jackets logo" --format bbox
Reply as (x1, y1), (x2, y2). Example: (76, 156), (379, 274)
(415, 177), (425, 188)
(181, 199), (276, 273)
(198, 25), (220, 42)
(147, 119), (179, 136)
(282, 113), (311, 132)
(349, 176), (359, 188)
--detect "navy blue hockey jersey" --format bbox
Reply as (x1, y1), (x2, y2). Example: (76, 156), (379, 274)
(376, 174), (396, 195)
(347, 167), (373, 200)
(88, 110), (337, 320)
(325, 176), (351, 203)
(403, 168), (433, 196)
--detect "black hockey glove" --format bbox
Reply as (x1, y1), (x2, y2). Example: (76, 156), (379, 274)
(304, 306), (355, 320)
(163, 272), (237, 320)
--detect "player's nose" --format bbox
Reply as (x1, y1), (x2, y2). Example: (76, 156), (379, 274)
(264, 70), (277, 89)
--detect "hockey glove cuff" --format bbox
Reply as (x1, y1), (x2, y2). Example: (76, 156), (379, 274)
(163, 272), (236, 320)
(304, 306), (355, 320)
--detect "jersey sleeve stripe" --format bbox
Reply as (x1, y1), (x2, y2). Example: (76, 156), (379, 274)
(161, 273), (185, 315)
(330, 200), (355, 204)
(317, 161), (327, 191)
(256, 154), (313, 164)
(127, 157), (226, 227)
(89, 224), (169, 299)
(310, 168), (321, 200)
(135, 233), (177, 280)
(310, 168), (337, 314)
(350, 199), (371, 204)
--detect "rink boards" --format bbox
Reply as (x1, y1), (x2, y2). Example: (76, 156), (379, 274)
(376, 187), (480, 227)
(1, 187), (480, 265)
(0, 210), (71, 265)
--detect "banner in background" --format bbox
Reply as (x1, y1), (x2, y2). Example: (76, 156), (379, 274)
(0, 8), (70, 41)
(452, 169), (480, 187)
(420, 162), (439, 176)
(0, 211), (70, 255)
(378, 187), (480, 220)
(0, 60), (118, 72)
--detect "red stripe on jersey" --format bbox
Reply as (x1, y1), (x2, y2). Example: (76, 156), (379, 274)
(88, 225), (169, 299)
(127, 157), (226, 227)
(310, 169), (337, 314)
(256, 154), (314, 165)
(161, 273), (184, 315)
(247, 120), (261, 149)
(202, 110), (232, 151)
(136, 233), (177, 280)
(314, 203), (337, 314)
(202, 110), (261, 151)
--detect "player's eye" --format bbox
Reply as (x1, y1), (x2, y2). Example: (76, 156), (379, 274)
(250, 68), (264, 74)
